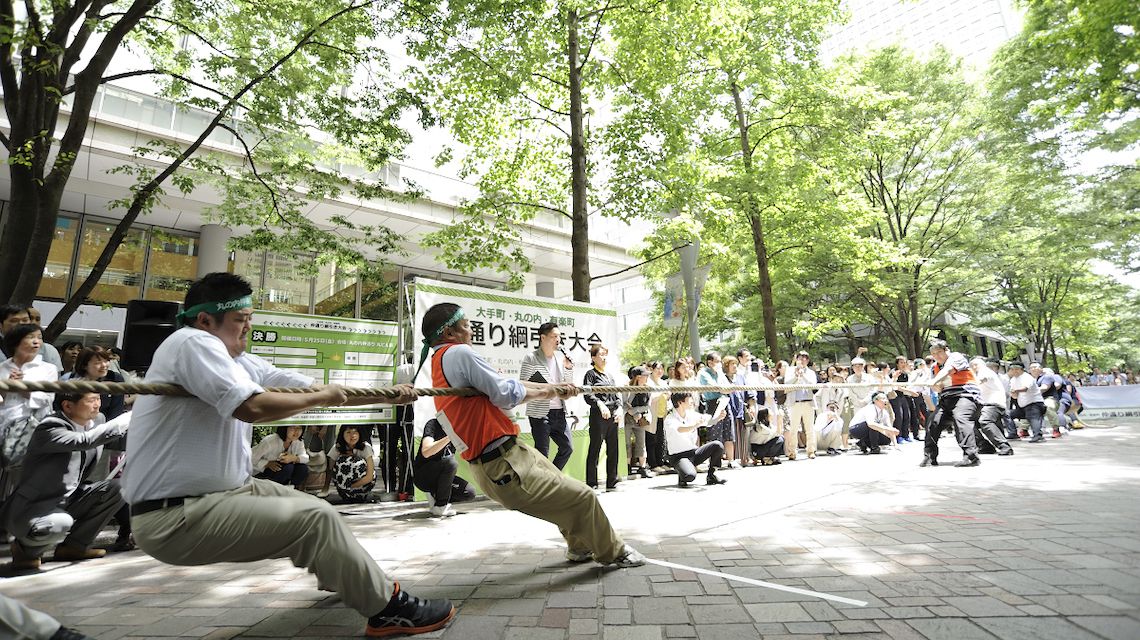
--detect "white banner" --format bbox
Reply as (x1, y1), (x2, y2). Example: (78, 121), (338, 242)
(1076, 384), (1140, 419)
(411, 278), (620, 435)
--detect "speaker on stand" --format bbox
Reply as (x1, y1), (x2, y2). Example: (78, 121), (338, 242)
(121, 300), (179, 373)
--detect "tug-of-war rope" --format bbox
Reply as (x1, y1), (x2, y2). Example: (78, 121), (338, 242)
(0, 379), (934, 402)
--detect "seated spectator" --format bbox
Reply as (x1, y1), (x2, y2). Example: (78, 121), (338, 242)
(663, 392), (726, 487)
(746, 406), (783, 466)
(251, 425), (310, 489)
(305, 425), (336, 497)
(412, 418), (476, 518)
(849, 392), (899, 455)
(4, 391), (128, 571)
(814, 400), (844, 455)
(332, 426), (376, 502)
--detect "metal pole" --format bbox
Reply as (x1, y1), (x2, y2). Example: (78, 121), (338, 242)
(678, 238), (701, 364)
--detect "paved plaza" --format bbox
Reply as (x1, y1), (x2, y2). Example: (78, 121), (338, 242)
(4, 419), (1140, 640)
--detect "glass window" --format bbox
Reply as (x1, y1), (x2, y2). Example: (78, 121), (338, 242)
(73, 218), (146, 305)
(314, 262), (358, 318)
(360, 268), (400, 321)
(36, 215), (79, 300)
(144, 230), (199, 303)
(262, 252), (312, 313)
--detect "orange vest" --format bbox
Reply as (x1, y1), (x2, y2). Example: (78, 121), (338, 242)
(432, 343), (518, 461)
(934, 361), (976, 387)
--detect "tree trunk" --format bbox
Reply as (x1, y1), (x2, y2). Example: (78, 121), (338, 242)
(730, 82), (779, 361)
(567, 10), (590, 302)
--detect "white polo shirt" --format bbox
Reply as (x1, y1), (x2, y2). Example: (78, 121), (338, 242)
(123, 327), (314, 503)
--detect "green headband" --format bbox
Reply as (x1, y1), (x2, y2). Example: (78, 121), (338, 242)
(178, 295), (254, 324)
(413, 307), (465, 380)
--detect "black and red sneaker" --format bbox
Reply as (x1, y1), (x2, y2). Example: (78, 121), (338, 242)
(366, 583), (456, 637)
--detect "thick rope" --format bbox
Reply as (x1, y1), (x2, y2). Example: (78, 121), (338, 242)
(0, 379), (932, 402)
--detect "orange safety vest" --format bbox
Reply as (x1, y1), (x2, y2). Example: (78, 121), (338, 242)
(432, 343), (518, 461)
(934, 360), (976, 388)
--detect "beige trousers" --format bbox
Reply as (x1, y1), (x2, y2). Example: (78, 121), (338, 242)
(132, 478), (393, 617)
(786, 402), (817, 456)
(471, 441), (625, 562)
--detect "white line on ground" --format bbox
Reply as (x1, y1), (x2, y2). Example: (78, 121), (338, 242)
(643, 558), (868, 607)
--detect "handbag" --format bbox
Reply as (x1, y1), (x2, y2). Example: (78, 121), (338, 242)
(1, 413), (41, 469)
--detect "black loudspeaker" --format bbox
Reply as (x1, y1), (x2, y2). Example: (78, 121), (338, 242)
(121, 300), (179, 372)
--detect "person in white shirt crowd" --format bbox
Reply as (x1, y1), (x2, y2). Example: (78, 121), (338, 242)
(986, 359), (1018, 439)
(1008, 362), (1048, 442)
(746, 406), (784, 465)
(24, 307), (63, 374)
(813, 400), (845, 456)
(908, 358), (934, 438)
(518, 322), (575, 470)
(783, 351), (818, 459)
(848, 392), (898, 454)
(251, 425), (310, 489)
(1, 324), (59, 433)
(969, 357), (1014, 456)
(121, 272), (454, 638)
(845, 357), (874, 429)
(664, 392), (728, 487)
(816, 370), (848, 450)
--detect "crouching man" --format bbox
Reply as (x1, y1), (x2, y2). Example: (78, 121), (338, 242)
(5, 392), (128, 570)
(663, 392), (728, 487)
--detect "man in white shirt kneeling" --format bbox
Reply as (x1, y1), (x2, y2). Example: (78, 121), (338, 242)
(663, 392), (728, 487)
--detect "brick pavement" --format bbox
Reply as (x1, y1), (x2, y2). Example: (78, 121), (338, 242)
(4, 419), (1140, 639)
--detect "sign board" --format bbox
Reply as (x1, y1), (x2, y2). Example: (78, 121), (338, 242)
(1074, 384), (1140, 420)
(247, 310), (399, 425)
(411, 278), (620, 435)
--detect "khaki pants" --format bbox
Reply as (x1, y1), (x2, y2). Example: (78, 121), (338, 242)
(471, 441), (625, 562)
(132, 478), (393, 617)
(787, 402), (817, 456)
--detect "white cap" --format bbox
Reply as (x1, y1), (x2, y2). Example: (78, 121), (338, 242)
(851, 357), (866, 365)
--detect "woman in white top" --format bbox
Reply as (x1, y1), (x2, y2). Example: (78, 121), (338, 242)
(252, 425), (310, 488)
(332, 426), (376, 502)
(1, 324), (58, 429)
(814, 400), (845, 455)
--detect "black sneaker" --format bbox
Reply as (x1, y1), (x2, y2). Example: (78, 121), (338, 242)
(1029, 434), (1045, 443)
(705, 473), (726, 485)
(366, 583), (456, 637)
(954, 457), (980, 468)
(50, 628), (95, 640)
(919, 455), (937, 467)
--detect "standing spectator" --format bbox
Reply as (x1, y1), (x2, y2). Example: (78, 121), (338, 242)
(583, 344), (621, 492)
(645, 361), (669, 473)
(782, 351), (818, 459)
(1008, 362), (1048, 443)
(922, 339), (983, 468)
(0, 304), (32, 355)
(889, 356), (919, 442)
(23, 307), (62, 373)
(725, 354), (755, 466)
(622, 366), (654, 478)
(252, 425), (310, 489)
(58, 341), (82, 377)
(518, 323), (575, 470)
(663, 393), (727, 487)
(845, 357), (874, 427)
(412, 418), (475, 517)
(697, 352), (737, 467)
(332, 426), (377, 503)
(969, 357), (1013, 456)
(1, 324), (58, 432)
(5, 391), (128, 570)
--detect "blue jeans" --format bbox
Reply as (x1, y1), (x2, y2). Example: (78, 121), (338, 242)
(529, 409), (573, 470)
(1010, 402), (1046, 437)
(256, 462), (310, 488)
